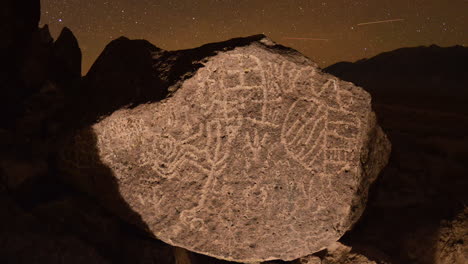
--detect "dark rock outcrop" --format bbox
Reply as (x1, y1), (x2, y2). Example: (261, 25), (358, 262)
(0, 23), (82, 190)
(0, 0), (41, 72)
(1, 0), (41, 127)
(0, 2), (173, 263)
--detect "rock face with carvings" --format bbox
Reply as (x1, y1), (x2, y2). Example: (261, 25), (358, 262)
(60, 35), (390, 263)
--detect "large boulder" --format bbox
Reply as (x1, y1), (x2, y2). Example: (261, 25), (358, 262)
(60, 35), (390, 262)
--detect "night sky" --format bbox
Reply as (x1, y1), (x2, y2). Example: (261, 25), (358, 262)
(40, 0), (467, 75)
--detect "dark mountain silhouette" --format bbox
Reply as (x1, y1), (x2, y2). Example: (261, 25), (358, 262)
(325, 45), (468, 113)
(325, 47), (468, 264)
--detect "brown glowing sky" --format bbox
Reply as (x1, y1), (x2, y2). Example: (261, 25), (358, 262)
(40, 0), (467, 75)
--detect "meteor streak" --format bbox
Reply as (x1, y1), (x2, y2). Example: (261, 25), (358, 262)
(357, 18), (405, 26)
(283, 37), (329, 41)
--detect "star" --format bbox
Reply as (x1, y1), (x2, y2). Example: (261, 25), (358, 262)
(38, 0), (466, 74)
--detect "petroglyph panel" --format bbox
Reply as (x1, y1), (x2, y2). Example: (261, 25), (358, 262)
(62, 37), (390, 263)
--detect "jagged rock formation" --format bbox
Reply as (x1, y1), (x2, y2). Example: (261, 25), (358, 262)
(0, 3), (82, 195)
(1, 1), (82, 129)
(60, 35), (390, 262)
(52, 27), (82, 91)
(0, 24), (82, 190)
(2, 2), (178, 263)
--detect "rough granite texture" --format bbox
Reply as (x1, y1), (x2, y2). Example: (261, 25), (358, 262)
(298, 242), (392, 264)
(61, 36), (390, 263)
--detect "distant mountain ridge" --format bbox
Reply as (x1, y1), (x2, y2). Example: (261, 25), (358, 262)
(324, 45), (468, 113)
(325, 45), (468, 264)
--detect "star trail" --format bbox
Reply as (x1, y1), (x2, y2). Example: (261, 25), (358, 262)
(40, 0), (467, 74)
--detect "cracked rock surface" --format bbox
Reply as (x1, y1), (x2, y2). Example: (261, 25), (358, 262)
(60, 35), (390, 262)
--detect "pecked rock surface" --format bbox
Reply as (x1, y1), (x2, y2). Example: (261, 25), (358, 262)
(60, 35), (390, 262)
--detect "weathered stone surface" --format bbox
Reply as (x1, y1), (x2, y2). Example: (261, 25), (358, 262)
(61, 35), (390, 262)
(298, 242), (392, 264)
